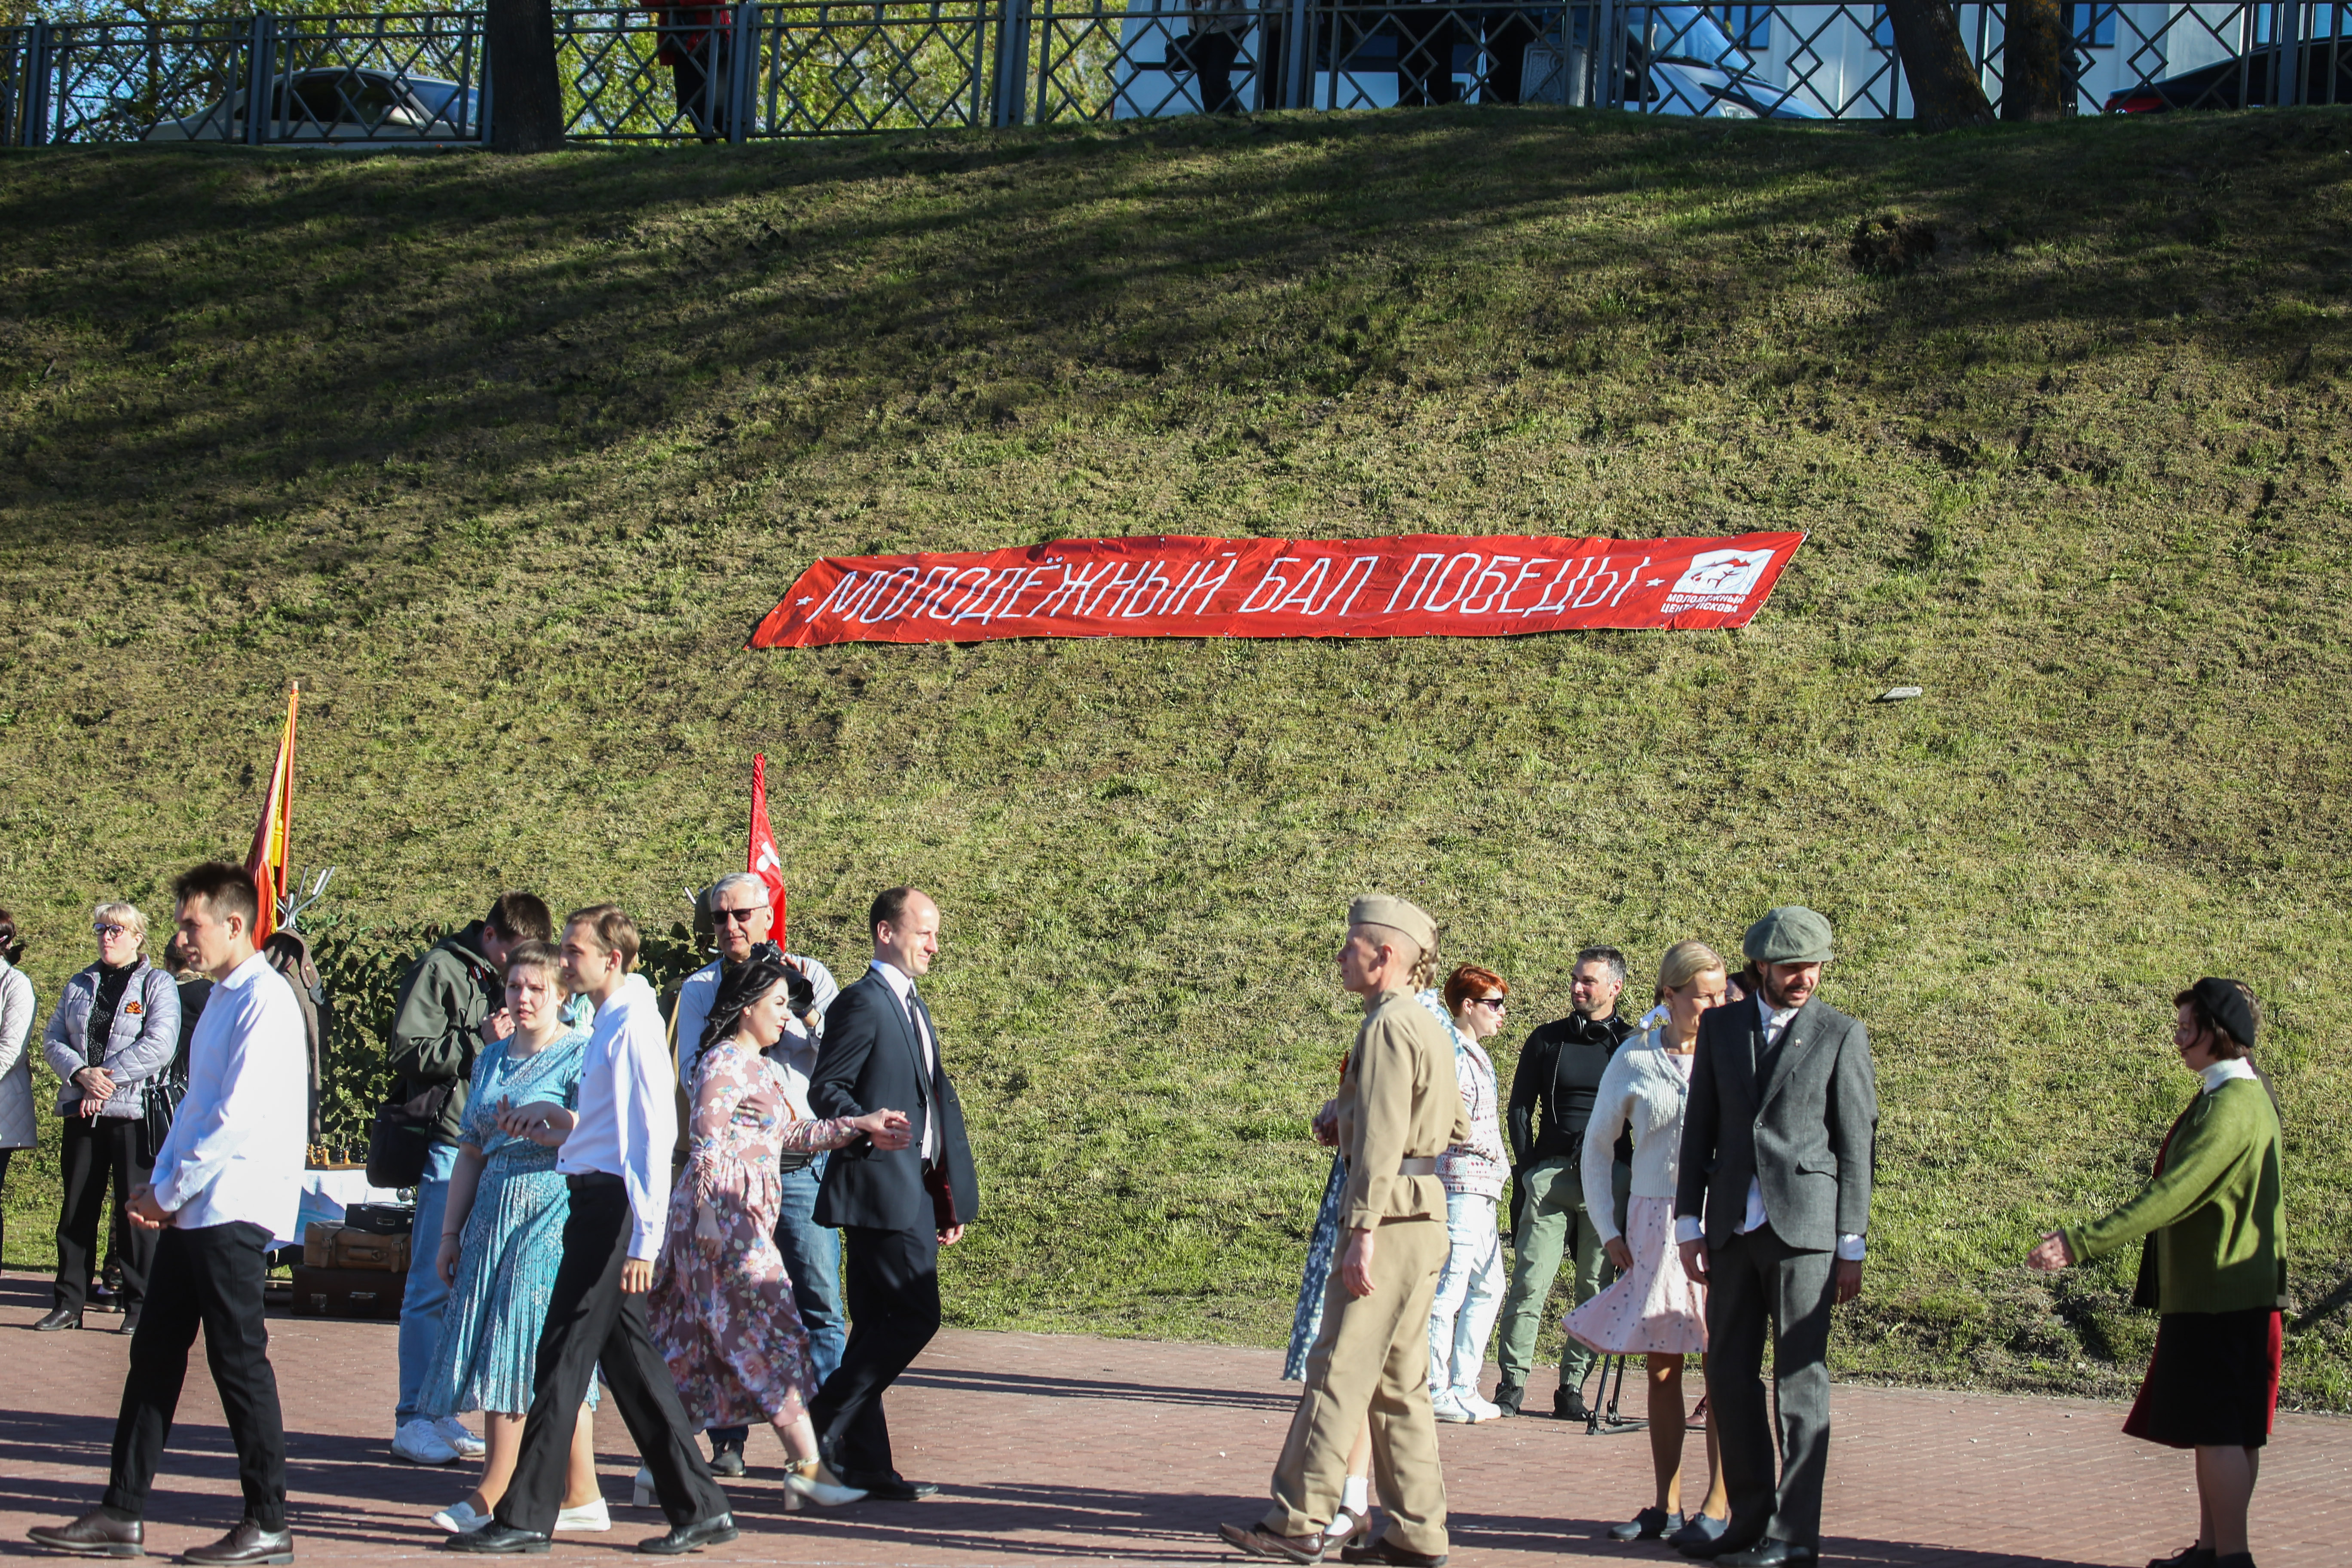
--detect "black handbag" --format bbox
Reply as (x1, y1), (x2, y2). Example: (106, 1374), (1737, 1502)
(141, 1072), (185, 1166)
(366, 1080), (452, 1189)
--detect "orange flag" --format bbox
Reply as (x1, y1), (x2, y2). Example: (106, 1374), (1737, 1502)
(749, 753), (786, 945)
(245, 683), (299, 943)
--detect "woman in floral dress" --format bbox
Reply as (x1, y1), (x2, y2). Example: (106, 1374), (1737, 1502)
(649, 953), (910, 1509)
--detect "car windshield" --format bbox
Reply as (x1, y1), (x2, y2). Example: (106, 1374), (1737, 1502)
(405, 79), (478, 125)
(1645, 5), (1753, 69)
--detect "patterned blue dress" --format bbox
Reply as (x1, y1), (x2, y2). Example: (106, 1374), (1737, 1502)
(419, 1019), (594, 1418)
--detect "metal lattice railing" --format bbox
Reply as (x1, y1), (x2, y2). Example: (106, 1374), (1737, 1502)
(3, 0), (2347, 144)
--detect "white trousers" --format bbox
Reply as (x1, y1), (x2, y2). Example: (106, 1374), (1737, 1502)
(1427, 1191), (1504, 1397)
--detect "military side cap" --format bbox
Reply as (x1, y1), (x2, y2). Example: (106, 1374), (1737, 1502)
(1349, 894), (1438, 955)
(2183, 977), (2260, 1050)
(1743, 905), (1834, 965)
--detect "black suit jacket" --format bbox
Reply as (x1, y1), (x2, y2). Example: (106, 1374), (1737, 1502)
(810, 967), (980, 1232)
(1674, 993), (1876, 1253)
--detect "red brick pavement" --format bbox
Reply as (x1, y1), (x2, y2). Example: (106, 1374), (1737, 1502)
(1, 1270), (2343, 1567)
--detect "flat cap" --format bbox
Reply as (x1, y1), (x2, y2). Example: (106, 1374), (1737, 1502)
(2181, 977), (2260, 1050)
(1349, 894), (1438, 956)
(1743, 905), (1834, 965)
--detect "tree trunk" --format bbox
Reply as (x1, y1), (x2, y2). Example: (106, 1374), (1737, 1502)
(1881, 0), (1996, 129)
(2000, 0), (2071, 120)
(486, 0), (564, 153)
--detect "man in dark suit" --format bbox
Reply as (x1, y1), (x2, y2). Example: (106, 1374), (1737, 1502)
(806, 886), (980, 1501)
(1673, 907), (1877, 1568)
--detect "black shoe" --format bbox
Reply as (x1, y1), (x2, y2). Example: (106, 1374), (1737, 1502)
(1338, 1538), (1448, 1568)
(637, 1515), (737, 1555)
(179, 1522), (293, 1566)
(840, 1471), (937, 1501)
(441, 1525), (549, 1555)
(119, 1310), (141, 1336)
(1716, 1542), (1816, 1568)
(1608, 1508), (1681, 1542)
(707, 1442), (745, 1479)
(1669, 1513), (1731, 1549)
(2212, 1554), (2256, 1568)
(2148, 1550), (2217, 1568)
(1491, 1381), (1522, 1416)
(28, 1510), (145, 1557)
(32, 1307), (83, 1332)
(1678, 1525), (1762, 1561)
(1552, 1385), (1590, 1422)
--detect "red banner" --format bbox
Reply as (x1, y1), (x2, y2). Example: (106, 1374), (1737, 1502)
(747, 531), (1804, 649)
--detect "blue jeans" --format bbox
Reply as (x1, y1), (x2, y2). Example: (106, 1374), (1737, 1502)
(395, 1142), (459, 1426)
(708, 1155), (844, 1448)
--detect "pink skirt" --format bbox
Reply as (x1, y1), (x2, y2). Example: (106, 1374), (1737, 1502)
(1564, 1194), (1708, 1357)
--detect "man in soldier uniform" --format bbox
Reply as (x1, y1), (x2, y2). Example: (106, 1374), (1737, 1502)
(1219, 895), (1467, 1568)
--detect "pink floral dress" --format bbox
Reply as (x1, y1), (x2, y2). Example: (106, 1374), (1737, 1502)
(648, 1036), (862, 1427)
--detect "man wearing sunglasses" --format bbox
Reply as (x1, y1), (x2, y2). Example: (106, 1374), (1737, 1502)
(661, 872), (840, 1485)
(1493, 945), (1636, 1420)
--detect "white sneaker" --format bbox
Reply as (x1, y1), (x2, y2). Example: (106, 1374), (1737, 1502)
(1457, 1391), (1504, 1423)
(1429, 1390), (1476, 1424)
(631, 1464), (657, 1508)
(429, 1499), (490, 1534)
(554, 1498), (612, 1533)
(392, 1418), (460, 1465)
(433, 1417), (487, 1459)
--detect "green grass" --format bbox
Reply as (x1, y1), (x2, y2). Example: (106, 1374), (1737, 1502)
(2, 105), (2349, 1406)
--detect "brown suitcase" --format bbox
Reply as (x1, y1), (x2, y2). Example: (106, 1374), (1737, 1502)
(289, 1264), (407, 1320)
(302, 1222), (410, 1273)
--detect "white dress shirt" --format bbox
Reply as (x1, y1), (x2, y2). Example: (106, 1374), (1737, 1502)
(150, 951), (307, 1237)
(1677, 992), (1867, 1262)
(2199, 1057), (2258, 1094)
(674, 952), (840, 1092)
(562, 974), (677, 1260)
(870, 959), (939, 1164)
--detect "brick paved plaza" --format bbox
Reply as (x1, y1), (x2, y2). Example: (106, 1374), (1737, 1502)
(2, 1271), (2344, 1567)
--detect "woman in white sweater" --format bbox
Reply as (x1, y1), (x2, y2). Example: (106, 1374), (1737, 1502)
(0, 910), (38, 1267)
(1565, 940), (1733, 1547)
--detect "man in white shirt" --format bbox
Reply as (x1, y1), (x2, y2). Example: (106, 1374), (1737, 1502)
(1672, 907), (1877, 1568)
(449, 905), (734, 1557)
(28, 863), (306, 1568)
(668, 872), (844, 1476)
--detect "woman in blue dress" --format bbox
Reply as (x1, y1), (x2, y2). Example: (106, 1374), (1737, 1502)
(417, 941), (607, 1535)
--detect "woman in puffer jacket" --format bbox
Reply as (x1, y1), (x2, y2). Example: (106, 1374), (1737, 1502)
(36, 901), (179, 1334)
(0, 910), (37, 1271)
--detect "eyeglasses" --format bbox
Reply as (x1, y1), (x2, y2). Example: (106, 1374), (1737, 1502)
(1470, 996), (1508, 1012)
(712, 907), (765, 926)
(93, 923), (132, 940)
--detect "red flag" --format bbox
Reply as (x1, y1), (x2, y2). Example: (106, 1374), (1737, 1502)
(748, 753), (786, 945)
(245, 683), (299, 943)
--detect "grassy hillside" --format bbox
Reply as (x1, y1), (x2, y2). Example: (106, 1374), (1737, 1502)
(1, 107), (2348, 1406)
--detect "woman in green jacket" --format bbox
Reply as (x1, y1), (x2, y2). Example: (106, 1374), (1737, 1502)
(2027, 979), (2285, 1568)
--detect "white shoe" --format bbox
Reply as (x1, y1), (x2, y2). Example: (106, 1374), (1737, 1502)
(392, 1418), (460, 1465)
(429, 1499), (490, 1534)
(781, 1460), (866, 1509)
(631, 1464), (657, 1508)
(433, 1417), (487, 1459)
(1429, 1389), (1476, 1424)
(1456, 1390), (1504, 1423)
(554, 1498), (612, 1533)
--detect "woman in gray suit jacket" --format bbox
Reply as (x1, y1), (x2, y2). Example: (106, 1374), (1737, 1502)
(36, 901), (180, 1333)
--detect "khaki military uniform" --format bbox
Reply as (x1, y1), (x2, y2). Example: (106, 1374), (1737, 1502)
(1265, 982), (1469, 1558)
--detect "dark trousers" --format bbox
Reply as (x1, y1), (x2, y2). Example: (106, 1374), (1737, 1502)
(1703, 1226), (1837, 1548)
(56, 1115), (155, 1312)
(0, 1147), (12, 1263)
(498, 1175), (727, 1535)
(666, 35), (730, 142)
(708, 1158), (845, 1449)
(104, 1222), (287, 1528)
(807, 1223), (940, 1480)
(1188, 29), (1243, 112)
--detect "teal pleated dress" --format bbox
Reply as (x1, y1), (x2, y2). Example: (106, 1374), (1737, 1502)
(419, 1017), (597, 1418)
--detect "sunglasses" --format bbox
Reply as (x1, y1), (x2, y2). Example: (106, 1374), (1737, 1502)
(712, 907), (766, 926)
(93, 923), (132, 940)
(1470, 996), (1508, 1012)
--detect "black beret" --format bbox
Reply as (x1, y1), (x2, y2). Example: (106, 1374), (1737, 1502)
(2181, 977), (2259, 1050)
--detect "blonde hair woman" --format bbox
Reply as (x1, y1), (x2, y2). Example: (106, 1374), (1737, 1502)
(1563, 940), (1733, 1547)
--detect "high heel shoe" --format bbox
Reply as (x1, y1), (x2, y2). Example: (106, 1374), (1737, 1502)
(782, 1458), (867, 1509)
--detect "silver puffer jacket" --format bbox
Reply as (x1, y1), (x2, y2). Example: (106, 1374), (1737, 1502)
(43, 958), (180, 1121)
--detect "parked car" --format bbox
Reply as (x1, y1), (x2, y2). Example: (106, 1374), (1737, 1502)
(145, 68), (482, 141)
(1621, 6), (1825, 118)
(2104, 39), (2352, 111)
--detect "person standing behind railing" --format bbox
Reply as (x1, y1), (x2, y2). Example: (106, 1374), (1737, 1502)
(645, 0), (734, 141)
(0, 910), (36, 1273)
(1184, 0), (1250, 113)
